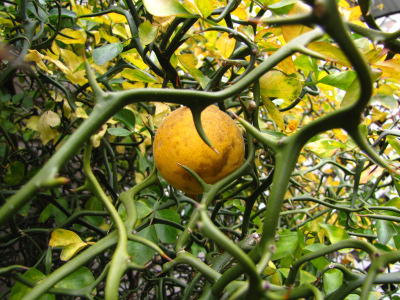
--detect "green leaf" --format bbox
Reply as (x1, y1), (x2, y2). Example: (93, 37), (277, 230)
(10, 268), (55, 300)
(268, 0), (297, 14)
(136, 200), (153, 220)
(113, 109), (136, 132)
(323, 269), (343, 294)
(303, 244), (330, 270)
(4, 161), (25, 185)
(300, 270), (317, 285)
(107, 127), (132, 137)
(318, 71), (357, 91)
(341, 69), (381, 108)
(55, 266), (95, 289)
(92, 43), (123, 65)
(39, 204), (54, 223)
(84, 197), (105, 226)
(155, 209), (181, 244)
(376, 219), (397, 245)
(272, 231), (298, 260)
(143, 0), (193, 17)
(138, 20), (159, 45)
(128, 225), (158, 265)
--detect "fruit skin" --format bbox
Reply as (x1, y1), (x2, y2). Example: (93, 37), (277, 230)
(153, 106), (245, 194)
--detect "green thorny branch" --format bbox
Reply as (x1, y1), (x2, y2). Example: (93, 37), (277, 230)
(1, 0), (399, 299)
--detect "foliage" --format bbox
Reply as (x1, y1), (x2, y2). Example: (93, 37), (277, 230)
(1, 0), (400, 299)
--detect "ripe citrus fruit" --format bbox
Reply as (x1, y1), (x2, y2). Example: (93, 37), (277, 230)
(153, 105), (245, 194)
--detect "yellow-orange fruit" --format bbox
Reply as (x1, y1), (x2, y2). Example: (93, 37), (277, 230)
(153, 106), (245, 194)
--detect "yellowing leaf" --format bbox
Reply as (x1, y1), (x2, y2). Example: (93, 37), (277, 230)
(194, 0), (213, 18)
(262, 95), (285, 131)
(308, 42), (351, 67)
(113, 24), (130, 40)
(177, 54), (210, 89)
(260, 70), (302, 102)
(306, 139), (345, 158)
(216, 32), (235, 59)
(282, 1), (313, 42)
(121, 69), (158, 83)
(57, 28), (86, 44)
(177, 53), (198, 69)
(60, 242), (87, 261)
(26, 116), (40, 131)
(37, 111), (60, 145)
(139, 20), (159, 45)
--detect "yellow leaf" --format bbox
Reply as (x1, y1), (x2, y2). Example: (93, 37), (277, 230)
(99, 28), (119, 44)
(37, 111), (60, 145)
(282, 2), (313, 42)
(25, 49), (44, 62)
(44, 55), (68, 73)
(121, 52), (149, 70)
(60, 48), (83, 71)
(122, 82), (146, 90)
(75, 107), (88, 119)
(92, 124), (107, 147)
(57, 28), (86, 44)
(332, 128), (347, 143)
(261, 95), (285, 131)
(371, 107), (388, 123)
(216, 32), (235, 59)
(107, 12), (127, 23)
(49, 228), (85, 247)
(232, 6), (248, 21)
(90, 30), (101, 45)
